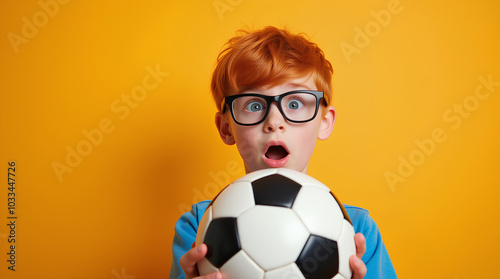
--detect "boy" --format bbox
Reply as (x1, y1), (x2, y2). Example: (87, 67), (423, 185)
(169, 26), (397, 279)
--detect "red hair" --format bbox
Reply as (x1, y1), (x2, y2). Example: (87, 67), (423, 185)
(211, 26), (333, 111)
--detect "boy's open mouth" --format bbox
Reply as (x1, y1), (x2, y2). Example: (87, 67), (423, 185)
(265, 145), (289, 160)
(263, 142), (290, 168)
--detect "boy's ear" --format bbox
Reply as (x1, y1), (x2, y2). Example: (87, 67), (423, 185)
(317, 106), (336, 140)
(215, 112), (236, 145)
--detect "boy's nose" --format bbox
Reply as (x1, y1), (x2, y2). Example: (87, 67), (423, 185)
(263, 103), (286, 132)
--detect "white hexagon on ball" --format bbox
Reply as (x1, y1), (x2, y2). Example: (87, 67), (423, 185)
(212, 181), (255, 218)
(292, 186), (344, 241)
(237, 205), (309, 271)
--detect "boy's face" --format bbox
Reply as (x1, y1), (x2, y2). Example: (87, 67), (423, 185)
(215, 76), (336, 174)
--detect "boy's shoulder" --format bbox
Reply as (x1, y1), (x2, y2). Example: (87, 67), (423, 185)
(343, 204), (376, 233)
(343, 204), (371, 220)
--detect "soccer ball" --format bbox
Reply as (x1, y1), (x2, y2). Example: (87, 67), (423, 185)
(196, 168), (356, 279)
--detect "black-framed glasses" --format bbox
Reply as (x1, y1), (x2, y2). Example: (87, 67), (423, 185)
(221, 90), (329, 126)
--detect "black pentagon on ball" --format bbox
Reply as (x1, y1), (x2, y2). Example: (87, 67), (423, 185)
(296, 234), (339, 279)
(330, 192), (352, 224)
(203, 217), (241, 268)
(251, 174), (302, 208)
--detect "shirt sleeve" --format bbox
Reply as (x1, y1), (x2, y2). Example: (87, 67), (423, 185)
(169, 201), (210, 279)
(346, 206), (398, 279)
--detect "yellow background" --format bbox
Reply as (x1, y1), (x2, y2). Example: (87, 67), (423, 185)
(1, 0), (499, 278)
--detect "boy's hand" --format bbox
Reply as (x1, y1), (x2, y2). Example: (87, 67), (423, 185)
(179, 242), (223, 279)
(349, 233), (367, 279)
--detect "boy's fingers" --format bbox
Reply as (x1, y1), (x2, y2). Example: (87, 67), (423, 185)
(354, 233), (366, 259)
(179, 243), (208, 278)
(349, 255), (367, 279)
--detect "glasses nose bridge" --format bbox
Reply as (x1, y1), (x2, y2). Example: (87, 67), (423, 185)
(267, 95), (281, 106)
(266, 95), (285, 115)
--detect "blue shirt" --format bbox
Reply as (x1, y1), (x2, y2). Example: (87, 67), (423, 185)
(169, 200), (397, 278)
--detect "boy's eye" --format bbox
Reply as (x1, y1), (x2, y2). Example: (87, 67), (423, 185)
(246, 101), (264, 112)
(286, 100), (303, 110)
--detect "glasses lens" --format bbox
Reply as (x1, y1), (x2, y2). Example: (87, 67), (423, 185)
(232, 96), (268, 124)
(281, 93), (318, 121)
